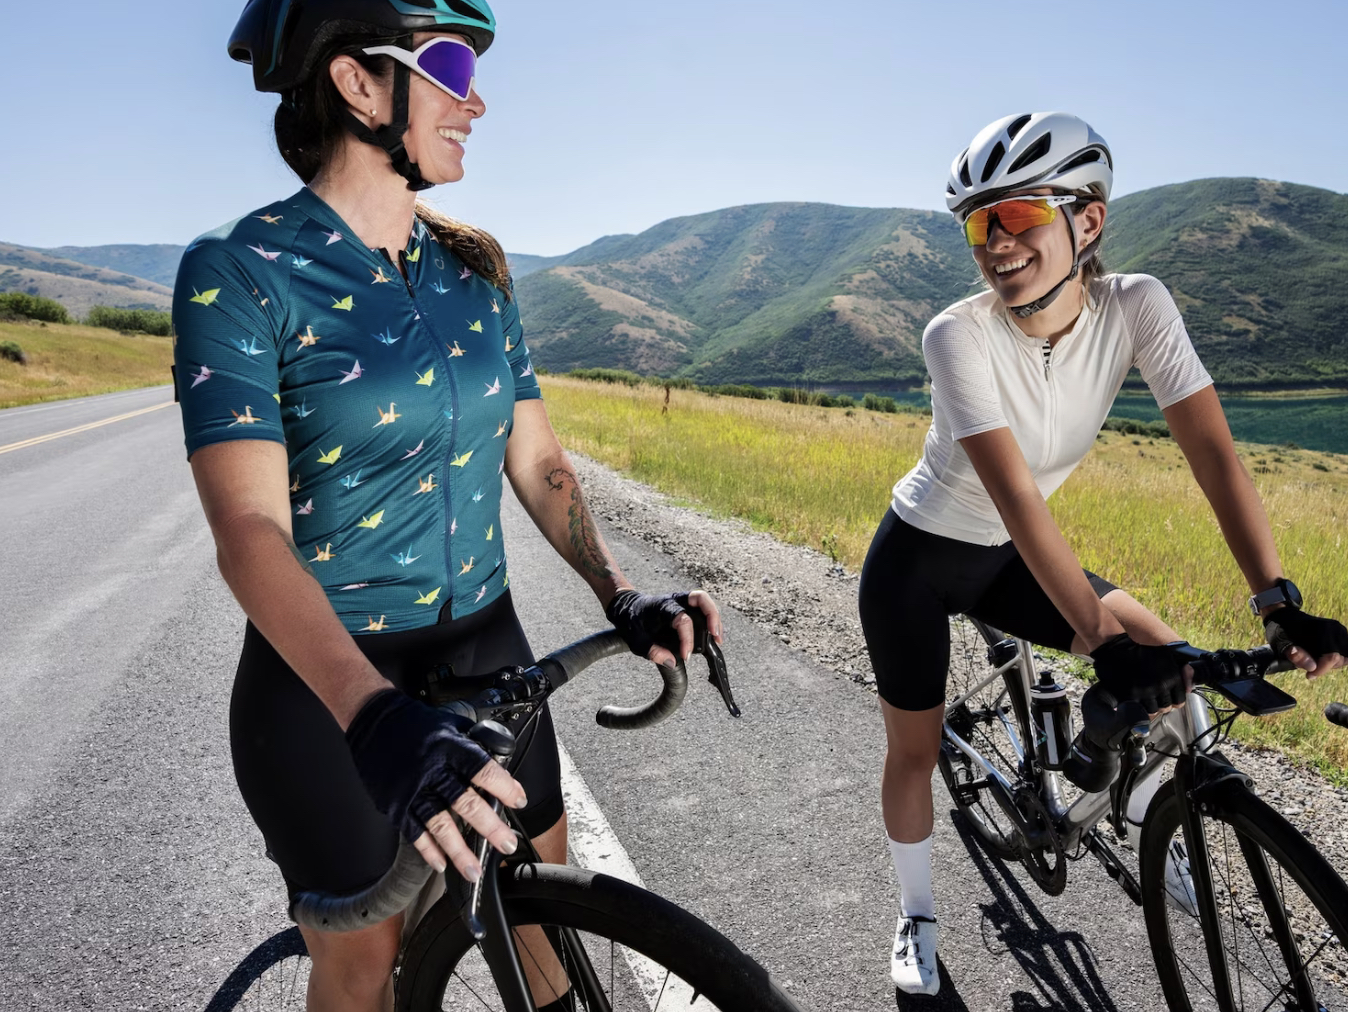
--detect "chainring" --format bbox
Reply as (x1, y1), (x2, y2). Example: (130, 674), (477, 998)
(1012, 784), (1067, 896)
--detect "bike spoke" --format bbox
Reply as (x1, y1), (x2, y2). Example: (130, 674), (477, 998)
(1160, 809), (1347, 1012)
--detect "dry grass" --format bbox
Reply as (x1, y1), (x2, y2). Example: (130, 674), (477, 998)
(541, 375), (1348, 778)
(0, 319), (174, 408)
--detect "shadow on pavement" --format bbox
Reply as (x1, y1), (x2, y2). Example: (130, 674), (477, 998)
(202, 926), (308, 1012)
(943, 810), (1121, 1012)
(893, 955), (972, 1010)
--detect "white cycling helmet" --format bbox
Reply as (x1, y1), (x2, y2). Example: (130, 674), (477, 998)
(946, 112), (1113, 223)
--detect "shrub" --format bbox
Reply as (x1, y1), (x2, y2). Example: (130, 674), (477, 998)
(86, 305), (173, 336)
(1101, 415), (1171, 439)
(699, 383), (769, 400)
(0, 341), (27, 365)
(862, 393), (898, 413)
(568, 367), (644, 387)
(0, 292), (70, 324)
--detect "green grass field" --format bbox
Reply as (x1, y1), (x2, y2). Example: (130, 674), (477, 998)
(0, 318), (174, 409)
(540, 375), (1348, 780)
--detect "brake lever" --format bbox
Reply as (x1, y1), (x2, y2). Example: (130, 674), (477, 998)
(695, 625), (741, 718)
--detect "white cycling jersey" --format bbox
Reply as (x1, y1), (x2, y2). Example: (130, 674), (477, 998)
(892, 273), (1213, 545)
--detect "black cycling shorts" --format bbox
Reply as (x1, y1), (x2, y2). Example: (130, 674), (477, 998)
(859, 509), (1117, 711)
(229, 591), (564, 901)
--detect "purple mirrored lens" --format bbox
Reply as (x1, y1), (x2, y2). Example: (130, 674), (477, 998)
(417, 40), (476, 98)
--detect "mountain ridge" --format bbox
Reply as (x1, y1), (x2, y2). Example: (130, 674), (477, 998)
(8, 177), (1345, 386)
(513, 178), (1348, 387)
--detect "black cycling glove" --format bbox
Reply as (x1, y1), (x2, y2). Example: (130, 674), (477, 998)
(1090, 633), (1188, 714)
(605, 589), (692, 660)
(345, 689), (493, 843)
(1264, 608), (1348, 662)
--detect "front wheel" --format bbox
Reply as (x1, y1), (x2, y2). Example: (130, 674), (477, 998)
(1139, 777), (1348, 1011)
(397, 863), (803, 1011)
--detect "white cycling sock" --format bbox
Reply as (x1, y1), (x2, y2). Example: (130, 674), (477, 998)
(889, 835), (935, 919)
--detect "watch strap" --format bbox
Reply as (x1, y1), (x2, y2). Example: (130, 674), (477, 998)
(1249, 578), (1301, 616)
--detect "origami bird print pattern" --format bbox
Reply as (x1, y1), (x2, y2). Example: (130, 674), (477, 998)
(173, 189), (541, 633)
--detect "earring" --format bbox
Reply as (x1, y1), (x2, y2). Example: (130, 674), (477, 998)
(369, 108), (377, 117)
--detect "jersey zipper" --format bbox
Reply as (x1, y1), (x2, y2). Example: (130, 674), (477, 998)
(403, 247), (462, 613)
(1042, 338), (1058, 470)
(383, 246), (461, 612)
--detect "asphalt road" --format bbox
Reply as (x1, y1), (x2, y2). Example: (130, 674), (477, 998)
(0, 391), (1169, 1011)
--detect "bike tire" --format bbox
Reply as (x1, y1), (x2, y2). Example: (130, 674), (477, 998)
(397, 863), (803, 1011)
(937, 618), (1029, 861)
(1140, 776), (1348, 1012)
(203, 926), (310, 1012)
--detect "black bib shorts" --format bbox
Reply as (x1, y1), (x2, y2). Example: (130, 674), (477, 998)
(229, 591), (564, 901)
(859, 509), (1116, 711)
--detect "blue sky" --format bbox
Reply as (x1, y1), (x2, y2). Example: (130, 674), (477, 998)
(3, 0), (1345, 255)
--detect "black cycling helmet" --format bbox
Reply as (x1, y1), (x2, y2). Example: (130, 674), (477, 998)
(229, 0), (496, 93)
(228, 0), (496, 191)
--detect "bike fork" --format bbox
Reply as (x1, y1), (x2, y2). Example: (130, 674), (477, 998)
(1174, 758), (1238, 1012)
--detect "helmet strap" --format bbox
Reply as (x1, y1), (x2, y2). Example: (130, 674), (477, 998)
(338, 46), (434, 192)
(1008, 206), (1100, 319)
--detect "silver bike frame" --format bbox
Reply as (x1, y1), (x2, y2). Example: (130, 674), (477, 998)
(942, 631), (1220, 852)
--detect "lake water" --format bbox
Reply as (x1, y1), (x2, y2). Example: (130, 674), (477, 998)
(845, 390), (1348, 456)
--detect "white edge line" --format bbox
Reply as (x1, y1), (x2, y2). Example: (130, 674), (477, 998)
(556, 737), (710, 1010)
(556, 736), (646, 889)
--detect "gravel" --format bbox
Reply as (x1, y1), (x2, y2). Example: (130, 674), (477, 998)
(569, 452), (1348, 879)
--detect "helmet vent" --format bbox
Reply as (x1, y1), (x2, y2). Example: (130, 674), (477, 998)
(980, 142), (1006, 183)
(958, 158), (972, 188)
(1006, 133), (1052, 175)
(1058, 149), (1102, 172)
(443, 0), (493, 23)
(1006, 114), (1033, 139)
(946, 184), (956, 196)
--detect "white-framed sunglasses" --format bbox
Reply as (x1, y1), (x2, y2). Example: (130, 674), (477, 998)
(963, 194), (1079, 247)
(362, 36), (477, 101)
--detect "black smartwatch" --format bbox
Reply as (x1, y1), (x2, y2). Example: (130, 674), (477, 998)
(1249, 578), (1302, 617)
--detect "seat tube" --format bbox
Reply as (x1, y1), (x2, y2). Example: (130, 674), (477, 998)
(1173, 758), (1238, 1012)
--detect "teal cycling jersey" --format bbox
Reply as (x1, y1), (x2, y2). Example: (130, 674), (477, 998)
(172, 187), (541, 634)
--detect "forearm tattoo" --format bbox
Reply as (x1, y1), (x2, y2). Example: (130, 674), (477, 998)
(286, 537), (318, 579)
(544, 467), (612, 581)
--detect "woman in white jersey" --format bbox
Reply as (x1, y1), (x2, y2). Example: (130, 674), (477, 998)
(860, 112), (1348, 996)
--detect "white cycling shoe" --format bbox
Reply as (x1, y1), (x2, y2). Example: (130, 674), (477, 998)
(1165, 838), (1199, 917)
(891, 915), (940, 996)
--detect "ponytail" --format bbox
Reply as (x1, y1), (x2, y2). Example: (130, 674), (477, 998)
(414, 203), (513, 299)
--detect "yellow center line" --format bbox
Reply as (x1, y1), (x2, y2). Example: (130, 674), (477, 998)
(0, 401), (175, 456)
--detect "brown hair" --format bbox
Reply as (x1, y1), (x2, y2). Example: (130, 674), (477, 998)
(273, 43), (512, 296)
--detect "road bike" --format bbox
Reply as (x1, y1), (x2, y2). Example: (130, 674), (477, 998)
(937, 617), (1348, 1011)
(205, 623), (803, 1012)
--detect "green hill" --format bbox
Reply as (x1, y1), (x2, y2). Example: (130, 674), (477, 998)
(1104, 178), (1348, 384)
(515, 178), (1348, 388)
(0, 244), (173, 318)
(36, 243), (186, 288)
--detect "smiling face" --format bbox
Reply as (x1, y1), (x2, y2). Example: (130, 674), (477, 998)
(970, 187), (1106, 308)
(327, 31), (486, 187)
(398, 32), (486, 185)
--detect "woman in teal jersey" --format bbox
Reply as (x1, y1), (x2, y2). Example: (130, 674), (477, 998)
(174, 3), (723, 1009)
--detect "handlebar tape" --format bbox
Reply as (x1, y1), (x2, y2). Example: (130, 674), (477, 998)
(596, 655), (689, 730)
(290, 840), (432, 932)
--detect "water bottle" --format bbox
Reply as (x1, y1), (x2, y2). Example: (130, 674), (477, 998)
(1030, 680), (1074, 771)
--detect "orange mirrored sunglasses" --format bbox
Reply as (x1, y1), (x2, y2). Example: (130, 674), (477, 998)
(963, 194), (1079, 247)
